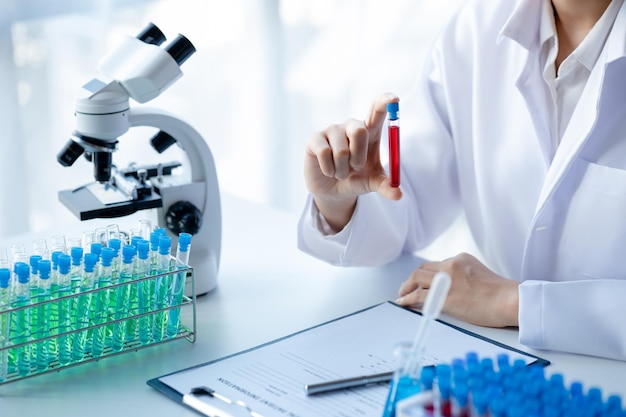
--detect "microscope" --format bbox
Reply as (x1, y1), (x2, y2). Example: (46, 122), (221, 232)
(56, 23), (221, 296)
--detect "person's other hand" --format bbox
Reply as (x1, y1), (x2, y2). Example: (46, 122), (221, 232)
(396, 253), (520, 328)
(304, 93), (402, 231)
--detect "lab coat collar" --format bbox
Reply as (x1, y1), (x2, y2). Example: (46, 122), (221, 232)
(498, 0), (541, 49)
(606, 0), (626, 63)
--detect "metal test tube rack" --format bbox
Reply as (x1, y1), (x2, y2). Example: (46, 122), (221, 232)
(0, 259), (196, 386)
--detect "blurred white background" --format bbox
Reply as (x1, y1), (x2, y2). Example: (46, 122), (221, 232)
(0, 0), (475, 260)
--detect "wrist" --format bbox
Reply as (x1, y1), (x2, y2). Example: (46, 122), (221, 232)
(313, 196), (357, 233)
(500, 280), (520, 327)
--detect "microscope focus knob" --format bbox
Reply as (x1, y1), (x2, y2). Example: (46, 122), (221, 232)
(165, 201), (203, 235)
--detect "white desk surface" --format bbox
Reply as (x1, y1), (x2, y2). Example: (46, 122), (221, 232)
(1, 194), (625, 416)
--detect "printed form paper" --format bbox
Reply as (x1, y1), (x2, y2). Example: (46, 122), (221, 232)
(155, 302), (542, 417)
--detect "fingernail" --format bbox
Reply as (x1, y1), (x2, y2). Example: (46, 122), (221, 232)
(395, 297), (404, 304)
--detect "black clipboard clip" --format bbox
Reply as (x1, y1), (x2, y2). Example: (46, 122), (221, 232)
(182, 386), (266, 417)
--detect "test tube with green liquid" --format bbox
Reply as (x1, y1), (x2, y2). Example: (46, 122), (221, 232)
(136, 240), (153, 345)
(0, 268), (11, 382)
(34, 260), (52, 372)
(112, 245), (135, 352)
(166, 233), (191, 339)
(72, 253), (97, 361)
(125, 242), (142, 343)
(11, 262), (32, 377)
(152, 236), (172, 342)
(55, 254), (72, 365)
(91, 247), (114, 358)
(47, 251), (63, 364)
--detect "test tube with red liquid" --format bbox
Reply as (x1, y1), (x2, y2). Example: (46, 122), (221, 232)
(387, 102), (400, 187)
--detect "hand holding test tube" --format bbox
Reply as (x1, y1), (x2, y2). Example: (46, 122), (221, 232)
(304, 93), (402, 232)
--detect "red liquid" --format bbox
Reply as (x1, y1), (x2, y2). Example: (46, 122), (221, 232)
(388, 124), (400, 187)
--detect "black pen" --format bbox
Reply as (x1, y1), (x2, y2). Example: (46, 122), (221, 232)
(304, 371), (394, 395)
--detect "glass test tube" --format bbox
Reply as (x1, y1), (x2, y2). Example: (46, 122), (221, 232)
(56, 255), (72, 366)
(112, 245), (135, 352)
(11, 263), (32, 377)
(72, 253), (97, 362)
(152, 236), (172, 342)
(91, 247), (114, 358)
(167, 233), (192, 338)
(387, 102), (400, 188)
(136, 240), (153, 345)
(0, 268), (11, 382)
(35, 260), (52, 372)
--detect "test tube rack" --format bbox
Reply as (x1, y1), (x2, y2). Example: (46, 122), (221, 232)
(0, 260), (196, 386)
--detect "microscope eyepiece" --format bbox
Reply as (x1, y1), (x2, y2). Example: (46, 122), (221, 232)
(57, 139), (85, 167)
(136, 22), (166, 46)
(164, 34), (196, 66)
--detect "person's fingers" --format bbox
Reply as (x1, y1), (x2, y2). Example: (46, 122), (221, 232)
(324, 124), (351, 180)
(376, 177), (403, 201)
(306, 131), (336, 177)
(365, 93), (399, 144)
(395, 286), (427, 307)
(397, 266), (437, 299)
(345, 120), (369, 171)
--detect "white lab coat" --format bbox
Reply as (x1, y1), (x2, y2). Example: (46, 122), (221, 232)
(298, 0), (626, 360)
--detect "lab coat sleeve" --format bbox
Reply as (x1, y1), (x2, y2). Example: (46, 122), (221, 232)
(519, 280), (626, 360)
(297, 193), (409, 266)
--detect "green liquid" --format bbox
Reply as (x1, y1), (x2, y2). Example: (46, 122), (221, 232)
(166, 268), (186, 338)
(11, 296), (32, 377)
(48, 282), (60, 363)
(56, 285), (72, 366)
(111, 273), (131, 352)
(91, 273), (111, 358)
(71, 291), (92, 362)
(0, 290), (10, 382)
(34, 289), (51, 371)
(125, 277), (139, 343)
(136, 255), (153, 345)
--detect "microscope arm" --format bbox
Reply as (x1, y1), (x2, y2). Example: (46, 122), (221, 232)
(129, 106), (222, 294)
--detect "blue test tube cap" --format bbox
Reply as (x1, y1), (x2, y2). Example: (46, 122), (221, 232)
(100, 247), (115, 267)
(607, 395), (623, 411)
(70, 246), (84, 265)
(122, 244), (136, 264)
(150, 231), (161, 251)
(51, 250), (63, 269)
(131, 235), (143, 248)
(178, 232), (192, 252)
(90, 242), (103, 257)
(58, 254), (71, 275)
(16, 262), (30, 283)
(30, 254), (43, 274)
(108, 238), (121, 252)
(38, 259), (52, 280)
(387, 102), (399, 120)
(84, 253), (98, 273)
(0, 268), (10, 288)
(158, 235), (171, 256)
(137, 239), (150, 260)
(420, 365), (435, 390)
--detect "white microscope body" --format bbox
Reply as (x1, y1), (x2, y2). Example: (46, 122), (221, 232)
(57, 23), (221, 295)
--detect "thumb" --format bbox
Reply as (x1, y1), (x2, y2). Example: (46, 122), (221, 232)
(365, 93), (400, 142)
(370, 173), (403, 201)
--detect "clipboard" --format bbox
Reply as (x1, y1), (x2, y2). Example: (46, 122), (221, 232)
(148, 302), (549, 417)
